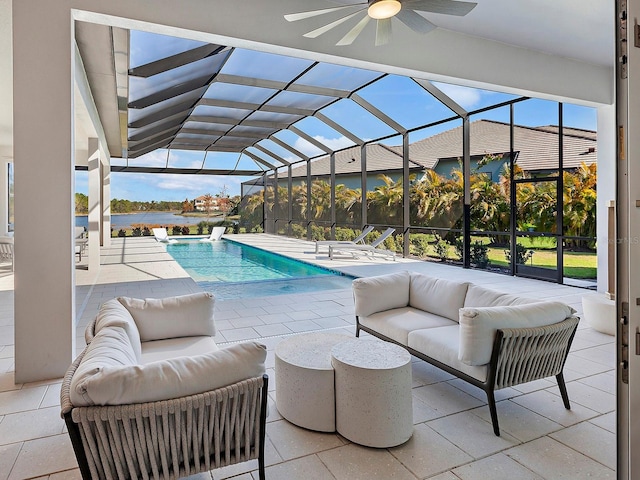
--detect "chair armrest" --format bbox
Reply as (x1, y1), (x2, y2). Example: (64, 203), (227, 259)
(492, 316), (579, 389)
(352, 271), (410, 317)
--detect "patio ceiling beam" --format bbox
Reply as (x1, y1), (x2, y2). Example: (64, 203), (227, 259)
(189, 115), (285, 130)
(244, 150), (277, 169)
(129, 134), (175, 153)
(180, 127), (225, 137)
(198, 97), (315, 117)
(268, 136), (310, 161)
(128, 138), (173, 158)
(412, 78), (467, 118)
(214, 74), (349, 99)
(128, 78), (210, 109)
(315, 112), (363, 145)
(351, 94), (406, 134)
(129, 44), (226, 78)
(220, 128), (275, 139)
(129, 125), (181, 143)
(105, 165), (263, 175)
(289, 125), (333, 154)
(128, 104), (193, 129)
(253, 144), (291, 166)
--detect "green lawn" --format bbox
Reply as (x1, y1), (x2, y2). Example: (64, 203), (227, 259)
(487, 247), (596, 279)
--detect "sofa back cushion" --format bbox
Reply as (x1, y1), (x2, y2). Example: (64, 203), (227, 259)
(70, 326), (138, 406)
(71, 340), (266, 406)
(353, 271), (410, 317)
(93, 299), (142, 361)
(459, 301), (577, 366)
(118, 292), (215, 342)
(409, 273), (469, 322)
(463, 285), (536, 309)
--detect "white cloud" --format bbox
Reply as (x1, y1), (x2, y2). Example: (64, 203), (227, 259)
(293, 135), (353, 157)
(432, 83), (483, 110)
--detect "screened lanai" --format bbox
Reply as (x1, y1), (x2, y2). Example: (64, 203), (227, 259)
(92, 28), (598, 286)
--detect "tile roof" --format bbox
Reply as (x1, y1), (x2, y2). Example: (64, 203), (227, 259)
(287, 119), (596, 178)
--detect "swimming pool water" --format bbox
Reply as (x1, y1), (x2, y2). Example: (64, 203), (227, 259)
(166, 239), (353, 299)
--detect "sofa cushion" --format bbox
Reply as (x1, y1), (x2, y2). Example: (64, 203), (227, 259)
(141, 336), (219, 364)
(459, 301), (577, 366)
(409, 273), (469, 322)
(359, 307), (457, 345)
(463, 285), (537, 308)
(93, 299), (142, 362)
(70, 326), (138, 406)
(118, 292), (216, 342)
(408, 326), (488, 382)
(353, 271), (410, 318)
(71, 341), (266, 407)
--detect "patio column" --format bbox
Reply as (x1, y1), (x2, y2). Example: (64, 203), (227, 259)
(596, 104), (616, 293)
(102, 155), (110, 247)
(88, 138), (100, 270)
(13, 2), (75, 382)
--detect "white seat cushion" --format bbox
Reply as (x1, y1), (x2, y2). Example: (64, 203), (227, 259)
(141, 336), (219, 364)
(93, 299), (142, 361)
(359, 307), (457, 345)
(71, 341), (266, 406)
(353, 271), (410, 317)
(118, 292), (216, 341)
(464, 285), (537, 308)
(408, 326), (488, 382)
(409, 273), (469, 322)
(459, 301), (576, 366)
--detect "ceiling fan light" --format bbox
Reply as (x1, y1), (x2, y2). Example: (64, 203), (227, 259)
(368, 0), (401, 20)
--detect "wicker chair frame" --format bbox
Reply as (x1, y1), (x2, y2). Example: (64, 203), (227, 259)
(356, 315), (579, 436)
(61, 347), (268, 480)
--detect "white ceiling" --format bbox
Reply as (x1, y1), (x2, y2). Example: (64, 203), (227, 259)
(0, 0), (616, 161)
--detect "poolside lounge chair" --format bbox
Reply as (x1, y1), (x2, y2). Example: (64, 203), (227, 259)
(152, 227), (177, 243)
(0, 236), (13, 271)
(329, 227), (396, 261)
(200, 226), (226, 242)
(315, 225), (375, 253)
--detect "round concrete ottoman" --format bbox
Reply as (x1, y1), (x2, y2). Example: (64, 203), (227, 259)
(331, 338), (413, 448)
(275, 332), (350, 432)
(582, 293), (615, 335)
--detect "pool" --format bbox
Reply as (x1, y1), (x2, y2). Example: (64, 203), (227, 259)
(166, 239), (354, 299)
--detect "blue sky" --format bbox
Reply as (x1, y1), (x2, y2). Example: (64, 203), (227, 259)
(75, 41), (597, 202)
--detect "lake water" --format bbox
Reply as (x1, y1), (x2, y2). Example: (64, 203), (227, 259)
(75, 212), (211, 229)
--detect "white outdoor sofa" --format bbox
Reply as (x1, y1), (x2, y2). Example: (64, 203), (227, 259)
(352, 271), (579, 436)
(61, 292), (268, 480)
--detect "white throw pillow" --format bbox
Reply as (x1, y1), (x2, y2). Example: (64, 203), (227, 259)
(409, 273), (469, 322)
(71, 341), (267, 406)
(458, 301), (577, 366)
(70, 326), (138, 406)
(352, 271), (410, 318)
(93, 299), (142, 361)
(118, 292), (215, 341)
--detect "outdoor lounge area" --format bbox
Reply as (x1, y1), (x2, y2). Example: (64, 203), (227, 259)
(0, 235), (615, 479)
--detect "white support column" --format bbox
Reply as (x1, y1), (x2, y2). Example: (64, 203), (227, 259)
(596, 104), (617, 293)
(88, 138), (100, 270)
(101, 151), (111, 247)
(13, 3), (75, 382)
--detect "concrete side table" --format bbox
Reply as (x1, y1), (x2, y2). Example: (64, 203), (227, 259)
(274, 332), (350, 432)
(331, 338), (413, 448)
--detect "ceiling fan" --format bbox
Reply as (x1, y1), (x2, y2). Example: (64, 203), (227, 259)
(284, 0), (477, 46)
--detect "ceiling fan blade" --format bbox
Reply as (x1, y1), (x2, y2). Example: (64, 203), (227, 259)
(303, 9), (366, 38)
(402, 0), (477, 16)
(375, 18), (392, 46)
(395, 9), (436, 34)
(337, 15), (371, 45)
(284, 5), (358, 22)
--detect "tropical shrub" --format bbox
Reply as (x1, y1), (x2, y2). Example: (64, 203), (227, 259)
(131, 227), (142, 237)
(117, 229), (126, 237)
(172, 225), (182, 235)
(505, 244), (534, 265)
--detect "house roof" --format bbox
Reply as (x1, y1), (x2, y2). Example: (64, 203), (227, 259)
(285, 119), (596, 179)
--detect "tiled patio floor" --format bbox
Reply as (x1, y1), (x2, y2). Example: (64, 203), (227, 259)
(0, 234), (615, 479)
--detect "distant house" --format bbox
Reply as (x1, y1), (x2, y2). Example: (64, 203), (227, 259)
(249, 119), (596, 191)
(193, 195), (219, 212)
